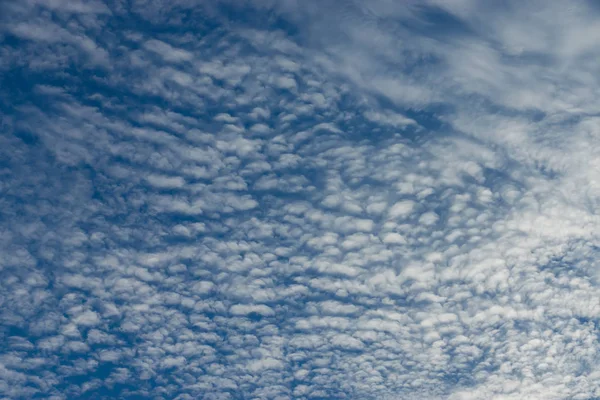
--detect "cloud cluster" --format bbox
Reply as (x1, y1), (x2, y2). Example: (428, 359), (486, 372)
(1, 1), (600, 399)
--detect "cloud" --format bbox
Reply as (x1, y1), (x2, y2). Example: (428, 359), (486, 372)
(1, 1), (600, 399)
(143, 39), (194, 63)
(389, 200), (417, 219)
(364, 110), (418, 128)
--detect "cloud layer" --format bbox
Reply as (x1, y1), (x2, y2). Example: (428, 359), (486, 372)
(1, 1), (600, 399)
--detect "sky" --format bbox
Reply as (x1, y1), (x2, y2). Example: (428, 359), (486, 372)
(1, 0), (600, 399)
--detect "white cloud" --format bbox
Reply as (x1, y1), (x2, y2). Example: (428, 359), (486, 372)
(145, 174), (186, 189)
(143, 39), (194, 63)
(389, 200), (416, 219)
(363, 110), (417, 128)
(230, 304), (275, 316)
(274, 76), (297, 91)
(381, 232), (407, 245)
(72, 311), (101, 327)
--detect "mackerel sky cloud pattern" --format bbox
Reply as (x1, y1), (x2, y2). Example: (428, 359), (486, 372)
(2, 1), (600, 399)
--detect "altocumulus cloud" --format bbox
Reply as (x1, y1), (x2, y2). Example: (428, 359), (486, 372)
(1, 0), (600, 399)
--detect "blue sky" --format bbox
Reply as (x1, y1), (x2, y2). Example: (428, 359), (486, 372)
(2, 0), (600, 399)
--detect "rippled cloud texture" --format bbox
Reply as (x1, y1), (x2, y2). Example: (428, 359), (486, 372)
(2, 1), (600, 399)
